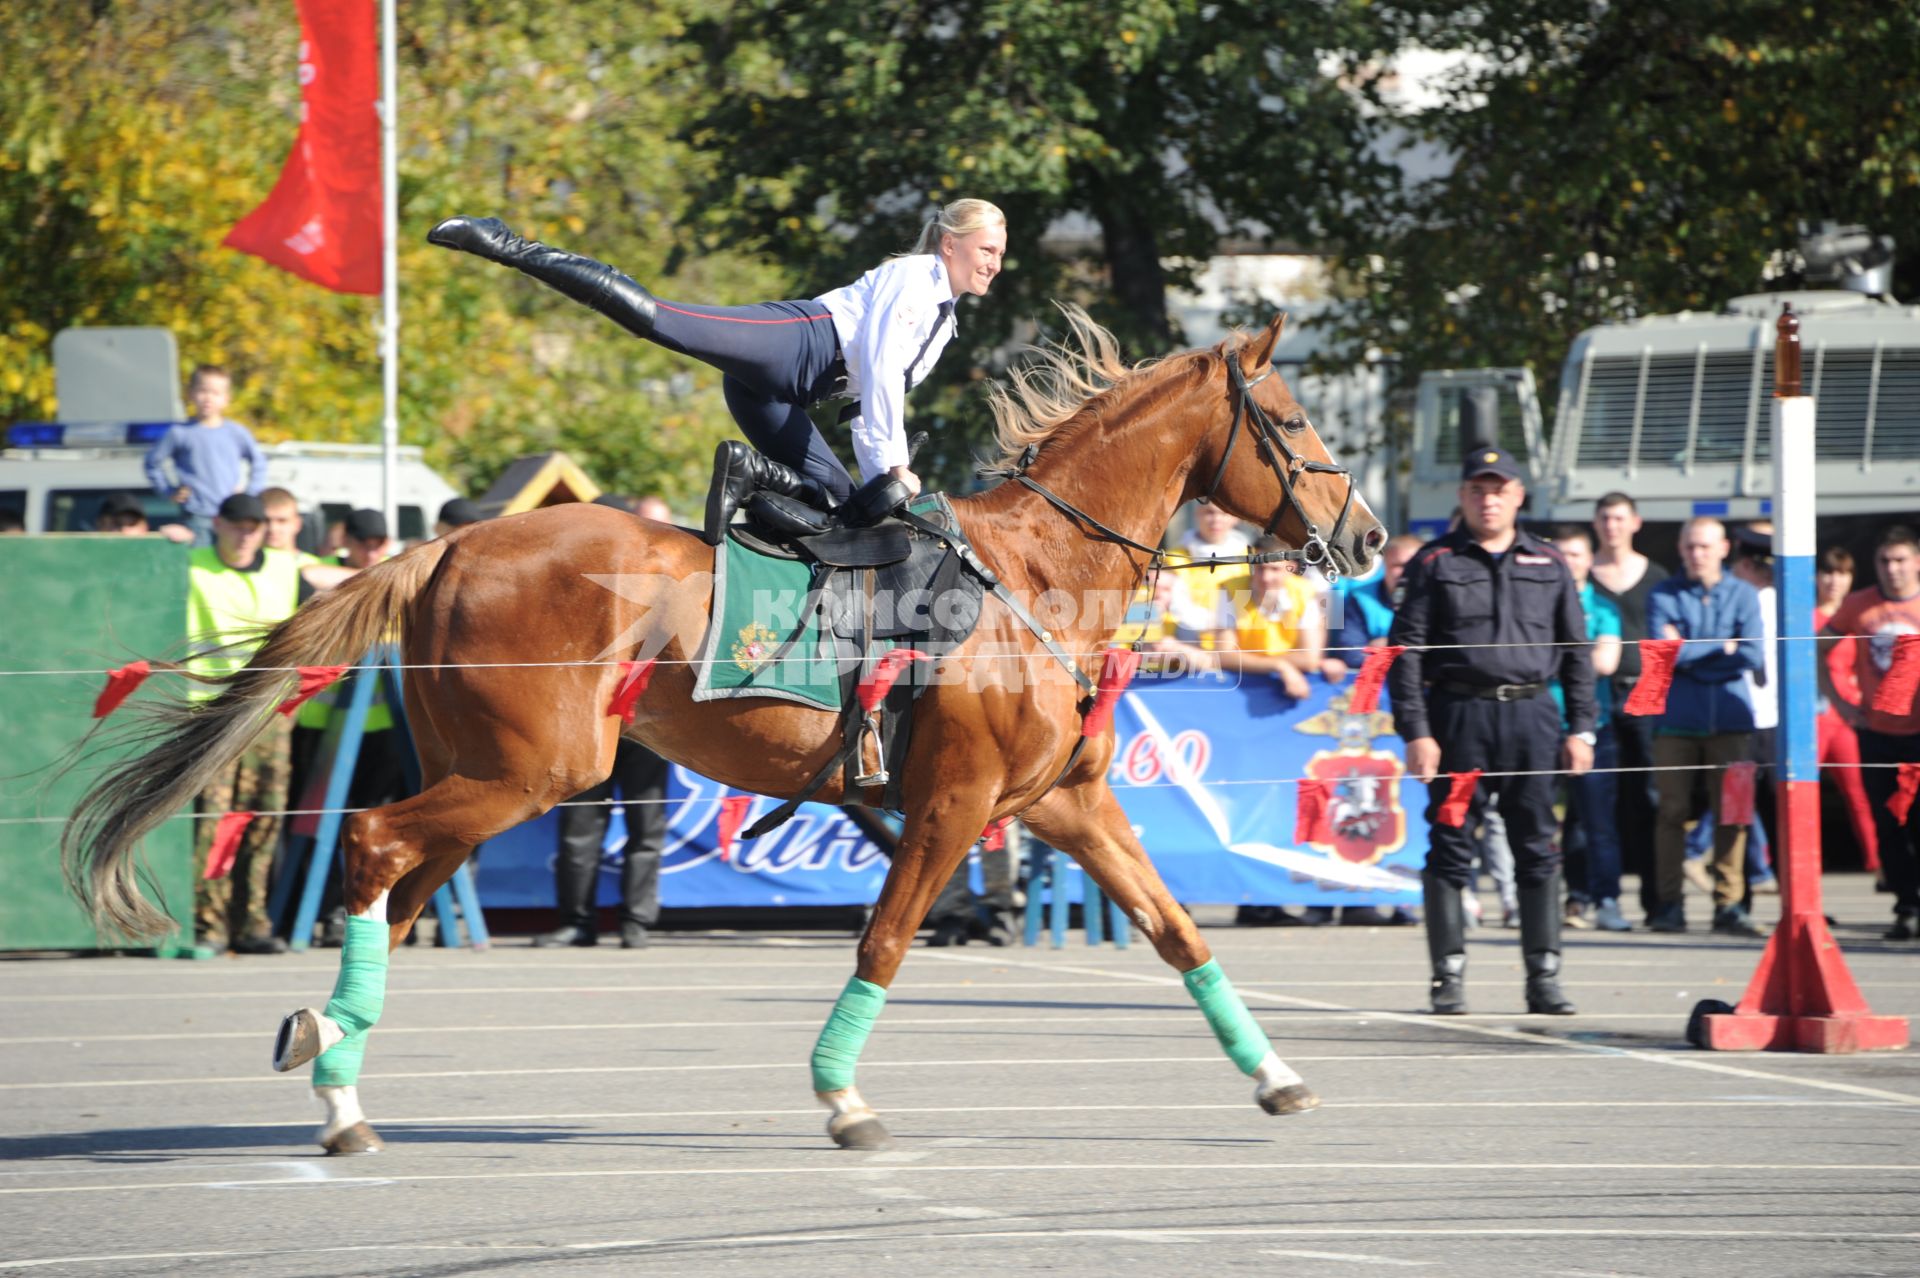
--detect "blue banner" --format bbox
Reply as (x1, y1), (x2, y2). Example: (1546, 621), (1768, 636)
(473, 670), (1426, 911)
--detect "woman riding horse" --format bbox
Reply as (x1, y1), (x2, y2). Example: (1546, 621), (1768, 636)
(428, 198), (1007, 541)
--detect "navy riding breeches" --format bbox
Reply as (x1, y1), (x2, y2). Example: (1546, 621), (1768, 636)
(646, 297), (855, 502)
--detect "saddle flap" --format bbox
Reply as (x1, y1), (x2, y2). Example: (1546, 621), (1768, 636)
(747, 491), (832, 539)
(801, 523), (912, 568)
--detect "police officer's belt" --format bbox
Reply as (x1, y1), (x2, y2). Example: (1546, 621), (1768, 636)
(1439, 680), (1547, 702)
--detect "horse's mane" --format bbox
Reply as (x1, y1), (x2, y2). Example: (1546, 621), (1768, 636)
(985, 305), (1249, 470)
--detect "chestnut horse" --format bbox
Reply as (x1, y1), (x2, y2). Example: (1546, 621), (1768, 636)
(65, 310), (1385, 1154)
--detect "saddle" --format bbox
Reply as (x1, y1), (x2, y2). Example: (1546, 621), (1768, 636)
(710, 441), (1094, 840)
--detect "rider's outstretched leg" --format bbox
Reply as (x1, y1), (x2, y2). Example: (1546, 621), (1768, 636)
(427, 217), (658, 338)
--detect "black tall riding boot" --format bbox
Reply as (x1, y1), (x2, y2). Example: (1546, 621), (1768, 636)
(427, 216), (658, 339)
(703, 440), (832, 544)
(1423, 872), (1469, 1015)
(1520, 872), (1578, 1015)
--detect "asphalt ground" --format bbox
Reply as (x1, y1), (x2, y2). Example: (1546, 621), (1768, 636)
(3, 875), (1917, 1278)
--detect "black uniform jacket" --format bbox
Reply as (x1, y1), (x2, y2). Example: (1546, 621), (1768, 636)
(1386, 526), (1597, 741)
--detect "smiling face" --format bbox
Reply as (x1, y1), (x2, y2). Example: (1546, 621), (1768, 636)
(941, 221), (1007, 298)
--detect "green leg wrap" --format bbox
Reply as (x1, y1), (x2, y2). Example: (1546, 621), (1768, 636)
(1183, 957), (1272, 1076)
(810, 975), (887, 1093)
(312, 914), (390, 1088)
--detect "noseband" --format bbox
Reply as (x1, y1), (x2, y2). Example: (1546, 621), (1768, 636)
(987, 349), (1359, 582)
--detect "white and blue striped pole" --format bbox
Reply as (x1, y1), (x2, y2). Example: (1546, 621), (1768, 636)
(1700, 304), (1908, 1052)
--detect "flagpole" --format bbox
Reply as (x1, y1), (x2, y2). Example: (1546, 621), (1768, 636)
(378, 0), (399, 534)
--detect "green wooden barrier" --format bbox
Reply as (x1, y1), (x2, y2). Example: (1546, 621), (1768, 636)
(0, 535), (193, 951)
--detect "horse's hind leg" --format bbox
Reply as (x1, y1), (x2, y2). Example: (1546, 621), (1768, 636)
(1022, 780), (1319, 1118)
(271, 774), (564, 1154)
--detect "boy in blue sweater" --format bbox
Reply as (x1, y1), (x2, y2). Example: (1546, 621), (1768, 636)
(1645, 517), (1766, 936)
(144, 365), (269, 547)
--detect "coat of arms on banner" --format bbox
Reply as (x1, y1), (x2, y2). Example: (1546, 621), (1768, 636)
(1293, 692), (1406, 865)
(732, 622), (779, 672)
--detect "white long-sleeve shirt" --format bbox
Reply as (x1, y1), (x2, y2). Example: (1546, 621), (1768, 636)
(815, 253), (958, 479)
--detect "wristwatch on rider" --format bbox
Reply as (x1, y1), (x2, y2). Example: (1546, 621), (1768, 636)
(1571, 730), (1598, 746)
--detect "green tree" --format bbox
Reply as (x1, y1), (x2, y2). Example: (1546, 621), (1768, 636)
(678, 0), (1411, 486)
(1317, 0), (1920, 402)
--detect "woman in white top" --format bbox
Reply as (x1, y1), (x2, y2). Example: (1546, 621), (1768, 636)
(429, 199), (1006, 541)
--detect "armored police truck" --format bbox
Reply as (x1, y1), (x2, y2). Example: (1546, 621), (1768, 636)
(1407, 288), (1920, 554)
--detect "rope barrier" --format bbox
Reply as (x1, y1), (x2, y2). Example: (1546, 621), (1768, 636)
(0, 632), (1857, 679)
(4, 761), (1907, 827)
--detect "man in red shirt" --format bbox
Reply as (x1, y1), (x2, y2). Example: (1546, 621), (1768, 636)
(1822, 526), (1920, 938)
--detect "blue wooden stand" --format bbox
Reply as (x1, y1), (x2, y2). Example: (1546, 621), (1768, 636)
(270, 644), (488, 951)
(1022, 842), (1130, 949)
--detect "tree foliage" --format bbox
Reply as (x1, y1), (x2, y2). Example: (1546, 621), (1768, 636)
(0, 0), (788, 509)
(1319, 0), (1920, 400)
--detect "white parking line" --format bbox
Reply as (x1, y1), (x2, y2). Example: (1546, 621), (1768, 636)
(922, 952), (1920, 1106)
(1263, 1249), (1432, 1267)
(0, 979), (1156, 1004)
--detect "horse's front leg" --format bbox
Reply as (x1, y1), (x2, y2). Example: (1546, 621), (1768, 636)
(1023, 780), (1320, 1118)
(812, 788), (995, 1150)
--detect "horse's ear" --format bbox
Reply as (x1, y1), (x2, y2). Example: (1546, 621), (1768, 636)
(1240, 313), (1288, 371)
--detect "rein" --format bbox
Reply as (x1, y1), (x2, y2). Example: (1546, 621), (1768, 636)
(983, 352), (1359, 583)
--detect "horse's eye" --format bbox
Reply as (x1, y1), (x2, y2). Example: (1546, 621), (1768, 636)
(1283, 414), (1308, 433)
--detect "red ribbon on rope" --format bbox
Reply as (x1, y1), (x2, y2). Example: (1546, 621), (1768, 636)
(1081, 647), (1143, 738)
(1621, 638), (1685, 717)
(858, 649), (934, 713)
(716, 794), (752, 862)
(608, 659), (658, 724)
(203, 812), (255, 880)
(92, 660), (151, 719)
(1890, 763), (1920, 826)
(1718, 760), (1757, 827)
(980, 818), (1010, 852)
(1346, 645), (1402, 714)
(1295, 778), (1332, 845)
(1434, 770), (1482, 828)
(1873, 634), (1920, 716)
(277, 665), (350, 717)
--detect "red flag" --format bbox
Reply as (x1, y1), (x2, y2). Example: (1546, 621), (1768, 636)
(1622, 638), (1685, 716)
(857, 649), (934, 713)
(1081, 647), (1143, 738)
(1719, 760), (1757, 827)
(1891, 763), (1920, 826)
(223, 0), (382, 294)
(608, 659), (657, 724)
(278, 665), (350, 717)
(203, 812), (255, 880)
(1873, 634), (1920, 716)
(93, 661), (152, 718)
(1348, 645), (1403, 714)
(716, 794), (752, 862)
(1435, 770), (1482, 828)
(1295, 778), (1332, 844)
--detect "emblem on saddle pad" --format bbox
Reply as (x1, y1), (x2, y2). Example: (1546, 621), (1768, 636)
(1292, 692), (1407, 866)
(731, 622), (781, 673)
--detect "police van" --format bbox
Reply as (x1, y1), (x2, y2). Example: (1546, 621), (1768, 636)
(0, 430), (461, 547)
(1407, 288), (1920, 554)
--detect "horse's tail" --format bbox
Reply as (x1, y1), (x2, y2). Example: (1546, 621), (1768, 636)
(62, 539), (452, 942)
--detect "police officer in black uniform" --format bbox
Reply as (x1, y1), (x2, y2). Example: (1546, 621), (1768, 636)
(1389, 447), (1596, 1016)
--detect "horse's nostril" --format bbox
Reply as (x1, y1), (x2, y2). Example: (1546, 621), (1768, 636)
(1364, 527), (1387, 550)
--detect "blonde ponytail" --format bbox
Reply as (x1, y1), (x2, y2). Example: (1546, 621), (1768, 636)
(910, 198), (1007, 256)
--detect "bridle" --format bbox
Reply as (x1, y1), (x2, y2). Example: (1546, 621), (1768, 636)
(986, 349), (1360, 583)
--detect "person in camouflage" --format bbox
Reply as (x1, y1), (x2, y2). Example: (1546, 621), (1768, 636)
(196, 715), (294, 949)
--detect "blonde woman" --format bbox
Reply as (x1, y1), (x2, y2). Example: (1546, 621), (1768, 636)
(429, 200), (1007, 541)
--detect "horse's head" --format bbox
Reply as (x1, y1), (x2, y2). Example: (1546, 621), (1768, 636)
(1193, 315), (1387, 581)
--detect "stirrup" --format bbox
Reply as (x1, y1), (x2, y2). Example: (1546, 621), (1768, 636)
(852, 717), (888, 788)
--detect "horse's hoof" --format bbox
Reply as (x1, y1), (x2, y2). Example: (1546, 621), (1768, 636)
(322, 1120), (385, 1155)
(1257, 1082), (1321, 1116)
(826, 1111), (894, 1150)
(272, 1008), (329, 1073)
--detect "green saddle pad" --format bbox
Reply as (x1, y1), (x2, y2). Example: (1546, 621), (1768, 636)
(692, 497), (949, 712)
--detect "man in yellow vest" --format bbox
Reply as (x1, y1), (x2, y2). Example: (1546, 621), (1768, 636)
(188, 493), (304, 955)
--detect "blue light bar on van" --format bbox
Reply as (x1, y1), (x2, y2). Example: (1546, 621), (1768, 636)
(6, 422), (183, 448)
